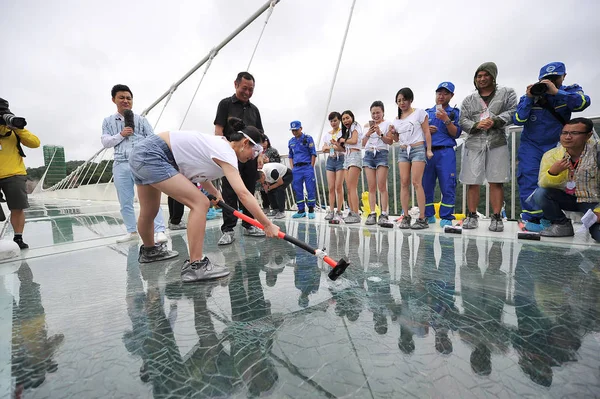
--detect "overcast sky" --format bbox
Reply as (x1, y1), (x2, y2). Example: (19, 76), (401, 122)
(3, 0), (600, 169)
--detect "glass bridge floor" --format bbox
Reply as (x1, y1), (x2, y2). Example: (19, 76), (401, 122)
(1, 198), (599, 398)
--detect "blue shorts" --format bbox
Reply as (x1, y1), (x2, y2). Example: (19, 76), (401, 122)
(397, 145), (426, 163)
(343, 151), (363, 170)
(363, 149), (389, 169)
(129, 134), (179, 185)
(326, 155), (345, 172)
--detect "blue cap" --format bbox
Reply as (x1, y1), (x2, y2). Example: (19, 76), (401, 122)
(289, 120), (302, 130)
(539, 62), (566, 80)
(436, 82), (455, 94)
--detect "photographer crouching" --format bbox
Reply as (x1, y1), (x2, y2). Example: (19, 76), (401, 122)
(0, 98), (40, 249)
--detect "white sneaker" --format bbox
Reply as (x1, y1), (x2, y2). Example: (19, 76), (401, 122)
(155, 231), (168, 244)
(116, 232), (139, 243)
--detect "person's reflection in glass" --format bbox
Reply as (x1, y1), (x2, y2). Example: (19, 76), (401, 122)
(512, 244), (585, 387)
(396, 233), (428, 354)
(260, 224), (295, 288)
(11, 261), (64, 393)
(225, 240), (278, 396)
(330, 227), (365, 322)
(294, 223), (321, 308)
(419, 234), (457, 355)
(365, 231), (394, 335)
(458, 238), (509, 376)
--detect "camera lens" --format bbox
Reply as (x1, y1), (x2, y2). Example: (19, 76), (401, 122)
(530, 82), (548, 96)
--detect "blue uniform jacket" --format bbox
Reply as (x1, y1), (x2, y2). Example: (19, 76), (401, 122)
(425, 106), (462, 147)
(513, 84), (590, 150)
(288, 133), (317, 165)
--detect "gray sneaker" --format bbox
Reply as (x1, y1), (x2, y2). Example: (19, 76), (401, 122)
(274, 211), (286, 219)
(365, 213), (377, 225)
(169, 221), (187, 231)
(411, 218), (429, 230)
(138, 243), (179, 263)
(344, 211), (361, 224)
(462, 214), (479, 229)
(266, 210), (277, 217)
(398, 215), (412, 229)
(377, 214), (390, 226)
(217, 231), (235, 246)
(244, 226), (266, 237)
(181, 257), (230, 283)
(489, 214), (504, 232)
(540, 221), (574, 237)
(324, 211), (334, 220)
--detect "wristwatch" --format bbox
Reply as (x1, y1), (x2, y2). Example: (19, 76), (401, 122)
(443, 120), (451, 125)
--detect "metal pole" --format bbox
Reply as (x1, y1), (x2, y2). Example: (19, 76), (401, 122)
(141, 0), (281, 117)
(510, 127), (516, 219)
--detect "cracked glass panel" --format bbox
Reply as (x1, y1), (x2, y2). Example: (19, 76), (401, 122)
(1, 201), (599, 398)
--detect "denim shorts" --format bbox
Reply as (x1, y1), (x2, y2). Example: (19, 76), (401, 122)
(129, 134), (180, 185)
(326, 155), (345, 172)
(397, 144), (426, 163)
(363, 149), (389, 169)
(343, 151), (363, 170)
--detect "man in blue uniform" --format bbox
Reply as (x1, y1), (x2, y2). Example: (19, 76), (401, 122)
(288, 121), (317, 219)
(423, 82), (462, 228)
(513, 62), (590, 231)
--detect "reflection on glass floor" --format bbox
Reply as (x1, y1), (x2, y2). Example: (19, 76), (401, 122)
(1, 199), (599, 398)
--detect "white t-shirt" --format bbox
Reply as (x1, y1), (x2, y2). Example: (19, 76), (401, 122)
(320, 128), (344, 155)
(343, 122), (363, 151)
(170, 131), (238, 183)
(262, 162), (289, 183)
(363, 120), (391, 152)
(391, 109), (427, 145)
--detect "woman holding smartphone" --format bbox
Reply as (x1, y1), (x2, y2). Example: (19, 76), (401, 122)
(321, 111), (346, 221)
(389, 88), (433, 229)
(362, 101), (393, 226)
(338, 110), (362, 224)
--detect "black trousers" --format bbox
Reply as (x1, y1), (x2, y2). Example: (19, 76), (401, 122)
(267, 170), (293, 212)
(260, 190), (271, 209)
(168, 196), (185, 224)
(221, 158), (258, 232)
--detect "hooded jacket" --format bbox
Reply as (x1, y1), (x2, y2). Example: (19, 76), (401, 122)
(459, 62), (517, 150)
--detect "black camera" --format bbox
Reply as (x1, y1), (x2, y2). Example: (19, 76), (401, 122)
(530, 82), (548, 97)
(0, 98), (27, 129)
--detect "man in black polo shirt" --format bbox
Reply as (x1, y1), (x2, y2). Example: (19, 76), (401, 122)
(214, 71), (266, 245)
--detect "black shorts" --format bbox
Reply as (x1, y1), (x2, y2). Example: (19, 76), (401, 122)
(0, 175), (29, 210)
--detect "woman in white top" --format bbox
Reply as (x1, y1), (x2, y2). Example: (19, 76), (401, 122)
(321, 111), (346, 221)
(389, 88), (433, 230)
(362, 100), (394, 226)
(338, 110), (363, 224)
(128, 117), (280, 282)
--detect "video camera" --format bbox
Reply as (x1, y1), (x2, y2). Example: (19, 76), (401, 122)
(0, 98), (27, 129)
(530, 75), (561, 97)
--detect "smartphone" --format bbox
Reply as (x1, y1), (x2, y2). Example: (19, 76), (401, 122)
(369, 120), (375, 127)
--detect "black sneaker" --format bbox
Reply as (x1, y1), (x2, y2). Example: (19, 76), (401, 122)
(138, 243), (179, 263)
(181, 257), (231, 282)
(14, 236), (29, 249)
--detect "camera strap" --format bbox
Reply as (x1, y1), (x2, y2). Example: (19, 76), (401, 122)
(1, 130), (26, 157)
(538, 100), (566, 126)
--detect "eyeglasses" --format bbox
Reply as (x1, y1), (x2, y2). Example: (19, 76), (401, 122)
(560, 131), (589, 137)
(239, 131), (263, 159)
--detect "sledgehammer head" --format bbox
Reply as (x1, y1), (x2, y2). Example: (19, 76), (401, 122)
(517, 231), (541, 241)
(329, 218), (341, 225)
(328, 258), (349, 281)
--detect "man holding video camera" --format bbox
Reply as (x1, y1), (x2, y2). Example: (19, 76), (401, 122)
(0, 98), (40, 249)
(513, 62), (591, 232)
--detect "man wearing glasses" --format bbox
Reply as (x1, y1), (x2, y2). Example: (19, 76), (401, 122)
(513, 62), (591, 232)
(533, 117), (600, 241)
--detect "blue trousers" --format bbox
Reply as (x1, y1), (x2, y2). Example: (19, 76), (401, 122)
(532, 187), (600, 242)
(423, 147), (456, 220)
(291, 165), (316, 212)
(517, 143), (547, 222)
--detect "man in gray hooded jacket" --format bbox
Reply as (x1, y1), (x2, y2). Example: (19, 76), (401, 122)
(459, 62), (517, 232)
